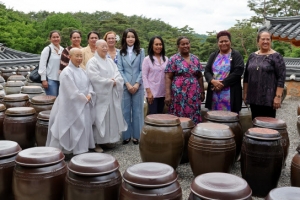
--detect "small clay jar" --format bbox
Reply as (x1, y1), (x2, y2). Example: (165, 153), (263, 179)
(13, 147), (67, 200)
(120, 162), (182, 200)
(3, 107), (37, 149)
(0, 140), (22, 200)
(21, 86), (44, 99)
(1, 68), (14, 82)
(188, 123), (236, 176)
(179, 117), (195, 164)
(17, 68), (30, 77)
(188, 172), (252, 200)
(253, 117), (289, 164)
(0, 104), (6, 140)
(30, 95), (56, 114)
(65, 153), (122, 200)
(4, 94), (29, 109)
(241, 128), (283, 197)
(291, 144), (300, 187)
(8, 75), (26, 82)
(4, 81), (24, 95)
(200, 107), (209, 122)
(35, 110), (50, 146)
(239, 105), (252, 135)
(265, 187), (300, 200)
(205, 110), (243, 161)
(139, 114), (184, 169)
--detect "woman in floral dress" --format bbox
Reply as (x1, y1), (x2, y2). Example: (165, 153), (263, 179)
(165, 36), (205, 124)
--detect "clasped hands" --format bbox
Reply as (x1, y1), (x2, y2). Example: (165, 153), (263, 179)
(211, 79), (224, 91)
(126, 82), (139, 94)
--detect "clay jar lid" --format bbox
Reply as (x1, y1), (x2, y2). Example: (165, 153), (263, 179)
(123, 162), (178, 188)
(15, 147), (64, 167)
(191, 123), (234, 139)
(245, 127), (281, 140)
(17, 68), (30, 72)
(190, 172), (252, 199)
(253, 117), (287, 130)
(0, 140), (22, 158)
(205, 110), (239, 122)
(68, 152), (119, 176)
(4, 94), (29, 102)
(145, 114), (180, 126)
(179, 117), (195, 129)
(30, 95), (56, 105)
(266, 187), (300, 200)
(1, 68), (14, 72)
(5, 81), (24, 87)
(37, 110), (51, 121)
(8, 75), (26, 82)
(0, 104), (6, 112)
(5, 107), (36, 116)
(21, 86), (43, 94)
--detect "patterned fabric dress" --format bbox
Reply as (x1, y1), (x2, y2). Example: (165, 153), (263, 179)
(211, 53), (231, 111)
(165, 53), (203, 124)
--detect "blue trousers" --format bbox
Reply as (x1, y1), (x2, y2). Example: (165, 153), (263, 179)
(121, 88), (144, 140)
(45, 79), (59, 97)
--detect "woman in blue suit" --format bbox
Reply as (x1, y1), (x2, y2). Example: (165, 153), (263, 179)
(117, 28), (145, 145)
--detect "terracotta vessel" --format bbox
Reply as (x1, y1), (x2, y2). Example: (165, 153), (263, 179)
(139, 114), (184, 169)
(30, 95), (56, 114)
(205, 110), (243, 161)
(143, 97), (148, 118)
(8, 75), (26, 82)
(298, 104), (300, 116)
(188, 172), (252, 200)
(4, 94), (29, 108)
(21, 86), (44, 99)
(17, 67), (30, 77)
(297, 116), (300, 137)
(265, 187), (300, 200)
(200, 107), (209, 122)
(291, 144), (300, 187)
(3, 107), (37, 149)
(13, 147), (67, 200)
(241, 127), (283, 197)
(179, 117), (195, 164)
(120, 162), (182, 200)
(0, 104), (6, 140)
(253, 117), (289, 164)
(4, 81), (24, 95)
(239, 104), (252, 135)
(188, 123), (236, 176)
(0, 140), (22, 200)
(65, 153), (122, 200)
(1, 68), (14, 82)
(35, 110), (50, 146)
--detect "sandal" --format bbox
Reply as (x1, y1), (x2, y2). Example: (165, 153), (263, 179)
(132, 139), (139, 145)
(122, 138), (131, 145)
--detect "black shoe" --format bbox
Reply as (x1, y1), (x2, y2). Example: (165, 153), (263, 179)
(132, 139), (139, 145)
(122, 138), (131, 145)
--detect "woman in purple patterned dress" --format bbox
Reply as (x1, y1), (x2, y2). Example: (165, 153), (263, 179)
(165, 36), (205, 124)
(205, 31), (244, 113)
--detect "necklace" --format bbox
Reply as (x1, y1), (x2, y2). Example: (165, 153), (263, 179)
(255, 50), (270, 70)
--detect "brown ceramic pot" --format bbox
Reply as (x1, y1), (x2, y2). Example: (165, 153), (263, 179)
(8, 75), (26, 82)
(205, 110), (243, 161)
(0, 104), (6, 140)
(17, 68), (30, 77)
(291, 145), (300, 187)
(120, 162), (182, 200)
(3, 107), (37, 149)
(188, 172), (252, 200)
(253, 117), (289, 164)
(139, 114), (184, 169)
(179, 117), (195, 164)
(13, 147), (67, 200)
(144, 97), (148, 118)
(4, 94), (29, 109)
(241, 127), (283, 197)
(65, 153), (122, 200)
(21, 86), (44, 99)
(30, 95), (56, 114)
(4, 81), (24, 95)
(0, 84), (5, 96)
(200, 107), (209, 122)
(35, 110), (50, 146)
(188, 123), (236, 176)
(0, 141), (22, 200)
(1, 68), (14, 82)
(297, 116), (300, 137)
(239, 105), (252, 135)
(265, 187), (300, 200)
(0, 93), (4, 104)
(298, 104), (300, 116)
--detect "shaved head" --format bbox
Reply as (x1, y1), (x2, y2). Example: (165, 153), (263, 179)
(69, 47), (83, 67)
(69, 47), (82, 56)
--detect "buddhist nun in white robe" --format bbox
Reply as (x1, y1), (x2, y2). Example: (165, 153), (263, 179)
(46, 48), (96, 155)
(86, 39), (127, 151)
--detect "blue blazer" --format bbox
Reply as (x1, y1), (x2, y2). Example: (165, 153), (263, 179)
(117, 49), (145, 89)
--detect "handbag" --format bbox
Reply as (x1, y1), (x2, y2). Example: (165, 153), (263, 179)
(29, 46), (51, 83)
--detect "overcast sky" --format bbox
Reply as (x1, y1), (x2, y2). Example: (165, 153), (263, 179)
(1, 0), (255, 34)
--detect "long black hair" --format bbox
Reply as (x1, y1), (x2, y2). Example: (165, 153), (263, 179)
(148, 36), (166, 64)
(120, 28), (141, 55)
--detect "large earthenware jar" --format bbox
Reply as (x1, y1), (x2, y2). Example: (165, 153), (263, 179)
(0, 141), (21, 200)
(239, 105), (252, 135)
(188, 172), (252, 200)
(0, 93), (4, 104)
(17, 67), (30, 77)
(253, 117), (289, 164)
(143, 97), (148, 118)
(4, 81), (24, 95)
(200, 107), (209, 122)
(0, 104), (6, 140)
(4, 94), (29, 108)
(65, 153), (122, 200)
(30, 95), (56, 114)
(1, 68), (14, 82)
(298, 104), (300, 116)
(21, 86), (44, 99)
(179, 117), (195, 164)
(139, 114), (184, 169)
(297, 116), (300, 137)
(8, 75), (26, 82)
(205, 110), (243, 161)
(265, 187), (300, 200)
(241, 128), (283, 197)
(13, 147), (67, 200)
(188, 123), (236, 176)
(35, 110), (50, 146)
(0, 85), (5, 96)
(291, 145), (300, 187)
(3, 107), (37, 149)
(120, 162), (182, 200)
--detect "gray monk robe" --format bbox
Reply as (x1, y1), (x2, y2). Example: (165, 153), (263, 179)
(46, 61), (96, 154)
(87, 52), (127, 144)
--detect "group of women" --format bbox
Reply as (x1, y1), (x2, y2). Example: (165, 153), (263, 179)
(38, 28), (286, 145)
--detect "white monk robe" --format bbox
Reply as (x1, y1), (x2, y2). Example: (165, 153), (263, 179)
(46, 61), (96, 154)
(87, 52), (127, 144)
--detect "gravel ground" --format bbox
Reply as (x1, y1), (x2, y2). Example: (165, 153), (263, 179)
(100, 96), (300, 200)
